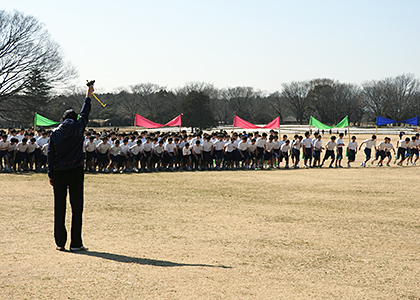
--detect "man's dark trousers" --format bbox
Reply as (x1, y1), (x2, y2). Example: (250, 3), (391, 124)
(52, 166), (84, 248)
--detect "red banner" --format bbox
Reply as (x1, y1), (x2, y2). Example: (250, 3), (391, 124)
(233, 115), (280, 129)
(135, 114), (182, 128)
(233, 115), (260, 129)
(263, 116), (280, 129)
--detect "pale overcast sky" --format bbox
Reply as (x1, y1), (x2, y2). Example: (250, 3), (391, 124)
(3, 0), (420, 92)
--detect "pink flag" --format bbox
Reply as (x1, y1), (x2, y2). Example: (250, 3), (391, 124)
(233, 116), (261, 129)
(262, 116), (280, 129)
(233, 115), (280, 129)
(135, 114), (182, 128)
(165, 114), (182, 127)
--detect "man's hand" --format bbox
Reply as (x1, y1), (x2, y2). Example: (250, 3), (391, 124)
(86, 85), (94, 98)
(49, 178), (53, 186)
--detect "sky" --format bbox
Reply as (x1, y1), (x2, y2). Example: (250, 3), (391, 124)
(3, 0), (420, 93)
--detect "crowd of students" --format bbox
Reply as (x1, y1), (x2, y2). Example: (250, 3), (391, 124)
(1, 127), (420, 173)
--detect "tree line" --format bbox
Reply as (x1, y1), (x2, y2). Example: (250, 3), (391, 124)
(1, 11), (420, 129)
(6, 74), (419, 129)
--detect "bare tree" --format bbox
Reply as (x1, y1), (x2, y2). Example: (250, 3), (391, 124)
(0, 11), (76, 120)
(282, 81), (311, 124)
(362, 74), (420, 121)
(266, 91), (285, 122)
(222, 86), (260, 122)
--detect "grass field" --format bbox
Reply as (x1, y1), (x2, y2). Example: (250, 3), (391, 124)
(1, 134), (420, 299)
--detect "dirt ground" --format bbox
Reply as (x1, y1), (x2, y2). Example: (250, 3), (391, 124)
(1, 133), (420, 299)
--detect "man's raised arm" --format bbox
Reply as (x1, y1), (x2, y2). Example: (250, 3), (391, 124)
(78, 85), (94, 128)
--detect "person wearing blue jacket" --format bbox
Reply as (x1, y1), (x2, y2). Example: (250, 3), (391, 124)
(48, 84), (93, 251)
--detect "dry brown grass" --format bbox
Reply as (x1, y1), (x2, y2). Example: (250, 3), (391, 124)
(1, 134), (420, 299)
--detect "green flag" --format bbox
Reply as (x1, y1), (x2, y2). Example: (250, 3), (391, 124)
(34, 113), (59, 126)
(334, 116), (349, 128)
(310, 116), (349, 130)
(309, 116), (333, 130)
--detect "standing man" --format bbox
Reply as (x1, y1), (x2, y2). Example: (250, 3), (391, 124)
(48, 84), (93, 251)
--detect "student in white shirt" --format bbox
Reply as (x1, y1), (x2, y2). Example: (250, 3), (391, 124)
(129, 139), (143, 172)
(192, 140), (203, 170)
(16, 138), (29, 171)
(346, 136), (358, 168)
(312, 135), (323, 168)
(109, 140), (121, 172)
(384, 139), (396, 167)
(414, 133), (420, 165)
(359, 135), (377, 167)
(182, 142), (192, 170)
(36, 132), (49, 148)
(224, 137), (238, 169)
(174, 137), (182, 169)
(321, 136), (337, 168)
(118, 138), (130, 172)
(26, 138), (39, 171)
(16, 129), (25, 142)
(142, 136), (154, 171)
(0, 134), (10, 171)
(272, 136), (281, 168)
(84, 136), (97, 172)
(38, 143), (49, 171)
(237, 136), (249, 169)
(302, 131), (313, 169)
(264, 136), (275, 169)
(153, 140), (164, 171)
(408, 136), (418, 166)
(291, 135), (302, 169)
(202, 136), (214, 169)
(93, 133), (102, 146)
(395, 137), (410, 166)
(96, 137), (111, 172)
(248, 139), (257, 169)
(280, 140), (291, 169)
(164, 138), (177, 170)
(375, 137), (392, 167)
(255, 133), (267, 168)
(213, 135), (225, 170)
(335, 133), (345, 168)
(128, 136), (136, 147)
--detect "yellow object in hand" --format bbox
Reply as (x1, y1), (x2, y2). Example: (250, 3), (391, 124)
(92, 93), (107, 107)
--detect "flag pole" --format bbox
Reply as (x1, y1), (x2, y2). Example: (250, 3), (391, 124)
(34, 112), (36, 132)
(375, 126), (378, 136)
(346, 116), (350, 142)
(232, 116), (235, 133)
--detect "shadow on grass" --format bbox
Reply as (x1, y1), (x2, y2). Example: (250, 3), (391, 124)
(70, 250), (232, 268)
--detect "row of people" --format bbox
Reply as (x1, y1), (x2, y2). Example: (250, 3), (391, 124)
(1, 128), (420, 172)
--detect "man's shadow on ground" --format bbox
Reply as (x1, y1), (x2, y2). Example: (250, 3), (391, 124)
(70, 250), (232, 269)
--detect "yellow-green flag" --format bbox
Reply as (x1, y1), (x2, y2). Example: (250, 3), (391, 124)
(34, 113), (59, 126)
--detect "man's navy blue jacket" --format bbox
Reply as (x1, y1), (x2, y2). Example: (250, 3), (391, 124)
(47, 98), (91, 178)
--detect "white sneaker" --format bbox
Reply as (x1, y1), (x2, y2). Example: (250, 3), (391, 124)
(70, 246), (88, 251)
